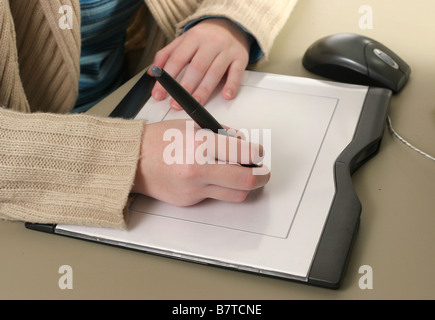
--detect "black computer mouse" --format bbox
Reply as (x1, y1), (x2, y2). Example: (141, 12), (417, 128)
(302, 33), (411, 93)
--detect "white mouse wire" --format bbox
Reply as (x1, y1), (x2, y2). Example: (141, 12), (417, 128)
(387, 115), (435, 162)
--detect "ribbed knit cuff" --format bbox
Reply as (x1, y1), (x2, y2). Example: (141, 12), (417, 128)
(0, 108), (145, 229)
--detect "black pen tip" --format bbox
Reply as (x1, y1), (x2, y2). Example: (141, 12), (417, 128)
(151, 65), (162, 77)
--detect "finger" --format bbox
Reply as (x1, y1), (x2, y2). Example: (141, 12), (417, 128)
(151, 38), (198, 100)
(200, 163), (271, 191)
(222, 58), (248, 100)
(150, 38), (184, 100)
(149, 36), (183, 72)
(195, 130), (262, 164)
(194, 128), (261, 166)
(214, 133), (264, 165)
(180, 46), (221, 93)
(220, 125), (247, 140)
(170, 46), (220, 109)
(202, 185), (251, 203)
(190, 53), (231, 106)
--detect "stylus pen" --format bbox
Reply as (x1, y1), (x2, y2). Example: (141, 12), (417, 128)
(151, 65), (229, 135)
(151, 65), (258, 167)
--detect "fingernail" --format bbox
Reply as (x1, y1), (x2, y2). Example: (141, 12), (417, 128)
(224, 89), (233, 100)
(153, 90), (164, 100)
(170, 99), (182, 110)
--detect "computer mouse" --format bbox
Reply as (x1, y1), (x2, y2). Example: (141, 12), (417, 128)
(302, 33), (411, 93)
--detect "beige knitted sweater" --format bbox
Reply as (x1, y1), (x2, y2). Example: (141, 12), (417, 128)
(0, 0), (297, 229)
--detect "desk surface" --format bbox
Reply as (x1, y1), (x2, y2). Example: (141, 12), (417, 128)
(2, 0), (434, 300)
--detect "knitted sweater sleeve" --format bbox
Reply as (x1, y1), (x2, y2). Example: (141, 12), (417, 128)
(0, 0), (144, 229)
(2, 0), (81, 114)
(0, 107), (145, 229)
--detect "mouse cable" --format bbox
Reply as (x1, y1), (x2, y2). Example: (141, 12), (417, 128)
(387, 115), (435, 162)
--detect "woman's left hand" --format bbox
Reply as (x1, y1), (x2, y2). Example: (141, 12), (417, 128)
(150, 18), (251, 109)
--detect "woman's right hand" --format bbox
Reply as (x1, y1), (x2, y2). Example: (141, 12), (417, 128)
(131, 119), (271, 206)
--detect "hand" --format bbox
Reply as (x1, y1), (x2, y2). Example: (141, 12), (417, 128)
(131, 120), (270, 207)
(149, 18), (251, 109)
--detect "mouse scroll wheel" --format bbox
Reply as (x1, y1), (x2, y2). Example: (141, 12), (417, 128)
(373, 48), (400, 70)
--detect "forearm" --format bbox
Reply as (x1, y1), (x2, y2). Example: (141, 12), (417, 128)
(0, 108), (144, 229)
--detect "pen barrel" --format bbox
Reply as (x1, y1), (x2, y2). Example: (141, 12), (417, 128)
(154, 66), (226, 134)
(155, 68), (198, 114)
(189, 106), (225, 134)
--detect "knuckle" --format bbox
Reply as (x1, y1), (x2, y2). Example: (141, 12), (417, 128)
(154, 49), (168, 62)
(178, 164), (201, 180)
(208, 65), (224, 78)
(188, 25), (203, 37)
(195, 86), (212, 100)
(189, 60), (205, 73)
(209, 32), (227, 45)
(170, 54), (186, 67)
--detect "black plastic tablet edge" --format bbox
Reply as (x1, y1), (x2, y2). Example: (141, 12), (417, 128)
(25, 222), (56, 233)
(25, 71), (155, 234)
(307, 87), (392, 289)
(109, 70), (156, 119)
